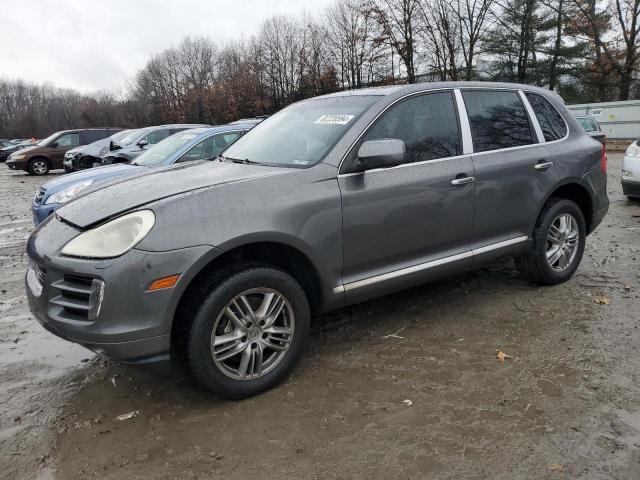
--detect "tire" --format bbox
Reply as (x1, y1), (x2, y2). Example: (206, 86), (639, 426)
(28, 158), (50, 175)
(185, 264), (310, 399)
(515, 198), (586, 285)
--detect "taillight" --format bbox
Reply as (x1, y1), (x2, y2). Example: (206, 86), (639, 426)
(600, 143), (607, 173)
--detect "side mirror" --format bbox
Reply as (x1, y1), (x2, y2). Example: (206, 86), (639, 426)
(137, 139), (148, 148)
(51, 142), (59, 149)
(357, 139), (405, 170)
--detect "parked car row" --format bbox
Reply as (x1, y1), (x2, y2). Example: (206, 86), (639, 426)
(0, 138), (39, 162)
(6, 128), (122, 174)
(25, 82), (610, 399)
(32, 123), (255, 224)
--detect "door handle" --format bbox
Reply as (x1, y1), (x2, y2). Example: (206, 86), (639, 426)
(451, 176), (475, 186)
(534, 161), (554, 171)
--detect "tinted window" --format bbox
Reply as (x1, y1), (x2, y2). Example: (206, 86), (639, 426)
(83, 130), (111, 143)
(463, 90), (533, 152)
(361, 91), (462, 165)
(145, 129), (170, 145)
(56, 133), (80, 147)
(525, 93), (567, 141)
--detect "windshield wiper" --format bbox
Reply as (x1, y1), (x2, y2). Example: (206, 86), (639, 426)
(227, 157), (263, 165)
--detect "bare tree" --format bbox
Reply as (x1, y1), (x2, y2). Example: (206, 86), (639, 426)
(454, 0), (495, 79)
(369, 0), (422, 83)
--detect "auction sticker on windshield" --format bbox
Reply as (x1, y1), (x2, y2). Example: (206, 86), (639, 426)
(314, 114), (354, 125)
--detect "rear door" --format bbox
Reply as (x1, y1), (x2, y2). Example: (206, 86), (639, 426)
(462, 89), (560, 261)
(339, 90), (475, 302)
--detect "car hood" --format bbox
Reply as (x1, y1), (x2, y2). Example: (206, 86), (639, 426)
(9, 145), (38, 156)
(42, 164), (141, 193)
(67, 138), (111, 157)
(56, 161), (291, 229)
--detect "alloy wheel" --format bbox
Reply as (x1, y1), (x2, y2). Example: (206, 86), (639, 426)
(210, 288), (295, 380)
(546, 212), (579, 272)
(31, 160), (48, 175)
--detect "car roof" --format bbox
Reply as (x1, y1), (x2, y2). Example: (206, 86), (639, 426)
(312, 81), (564, 103)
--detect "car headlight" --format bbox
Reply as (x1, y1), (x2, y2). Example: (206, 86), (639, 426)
(625, 141), (640, 157)
(11, 154), (25, 160)
(45, 180), (94, 205)
(61, 210), (155, 259)
(622, 169), (634, 179)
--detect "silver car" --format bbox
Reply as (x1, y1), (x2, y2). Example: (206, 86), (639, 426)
(623, 139), (640, 198)
(26, 82), (608, 399)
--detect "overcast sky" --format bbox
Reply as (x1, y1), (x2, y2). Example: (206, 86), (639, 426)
(0, 0), (333, 93)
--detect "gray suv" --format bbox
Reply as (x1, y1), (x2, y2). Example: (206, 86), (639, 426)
(25, 82), (608, 399)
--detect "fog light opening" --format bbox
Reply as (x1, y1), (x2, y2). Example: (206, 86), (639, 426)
(88, 279), (105, 321)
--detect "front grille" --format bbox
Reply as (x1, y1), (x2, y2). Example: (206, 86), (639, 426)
(33, 188), (45, 206)
(50, 274), (94, 321)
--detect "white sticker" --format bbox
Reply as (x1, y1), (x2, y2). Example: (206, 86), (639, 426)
(314, 114), (354, 125)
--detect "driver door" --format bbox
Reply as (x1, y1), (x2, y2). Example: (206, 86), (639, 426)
(50, 132), (80, 168)
(338, 91), (475, 303)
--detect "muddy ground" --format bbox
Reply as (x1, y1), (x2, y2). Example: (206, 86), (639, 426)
(1, 153), (639, 479)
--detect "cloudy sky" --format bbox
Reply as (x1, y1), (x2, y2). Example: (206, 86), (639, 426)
(0, 0), (333, 93)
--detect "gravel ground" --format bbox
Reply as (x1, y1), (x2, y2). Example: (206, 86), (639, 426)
(1, 155), (639, 479)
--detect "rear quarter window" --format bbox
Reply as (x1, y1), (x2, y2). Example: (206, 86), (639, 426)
(462, 90), (533, 152)
(524, 92), (568, 141)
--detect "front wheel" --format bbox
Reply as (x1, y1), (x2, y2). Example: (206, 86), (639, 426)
(186, 265), (310, 399)
(28, 158), (50, 175)
(515, 198), (586, 285)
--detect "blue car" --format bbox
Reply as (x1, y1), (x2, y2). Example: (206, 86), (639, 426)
(32, 124), (253, 225)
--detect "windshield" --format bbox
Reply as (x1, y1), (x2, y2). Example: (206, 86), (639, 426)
(576, 117), (598, 132)
(111, 129), (132, 142)
(133, 131), (199, 167)
(116, 128), (149, 146)
(37, 132), (60, 147)
(222, 95), (380, 167)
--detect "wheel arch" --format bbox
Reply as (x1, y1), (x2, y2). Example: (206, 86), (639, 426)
(28, 155), (51, 165)
(537, 180), (594, 234)
(170, 239), (326, 356)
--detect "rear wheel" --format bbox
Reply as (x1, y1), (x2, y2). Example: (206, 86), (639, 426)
(28, 158), (49, 175)
(185, 265), (310, 399)
(516, 198), (586, 285)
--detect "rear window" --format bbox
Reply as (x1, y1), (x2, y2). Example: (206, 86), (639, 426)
(525, 93), (567, 141)
(576, 117), (598, 133)
(462, 90), (533, 152)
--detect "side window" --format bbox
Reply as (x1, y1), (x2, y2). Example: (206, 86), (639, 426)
(462, 90), (533, 152)
(56, 133), (80, 147)
(180, 132), (242, 162)
(524, 92), (567, 141)
(82, 130), (107, 144)
(361, 91), (462, 166)
(181, 140), (205, 162)
(145, 129), (170, 145)
(202, 132), (242, 159)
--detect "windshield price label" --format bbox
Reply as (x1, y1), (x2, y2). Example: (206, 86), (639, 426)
(314, 114), (354, 125)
